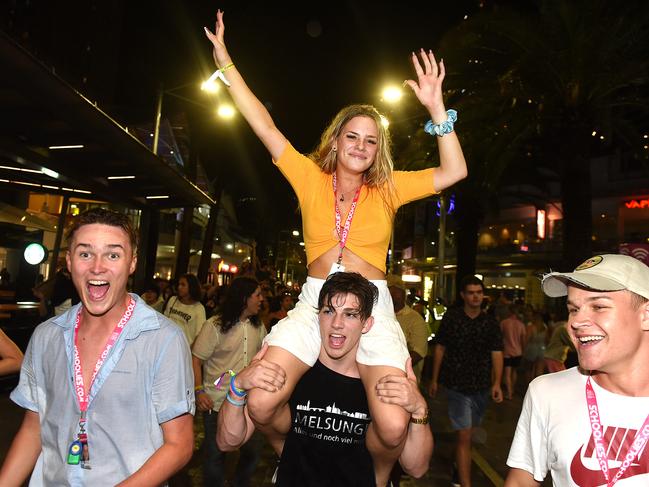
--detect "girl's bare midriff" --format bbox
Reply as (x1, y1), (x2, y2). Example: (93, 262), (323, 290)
(307, 244), (386, 281)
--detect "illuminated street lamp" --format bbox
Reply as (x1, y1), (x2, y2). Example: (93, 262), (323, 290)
(381, 85), (404, 104)
(217, 104), (236, 120)
(152, 79), (234, 155)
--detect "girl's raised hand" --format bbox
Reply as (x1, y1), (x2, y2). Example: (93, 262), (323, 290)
(203, 9), (230, 67)
(404, 49), (447, 123)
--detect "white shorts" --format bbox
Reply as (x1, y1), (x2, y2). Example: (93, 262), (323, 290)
(264, 276), (409, 371)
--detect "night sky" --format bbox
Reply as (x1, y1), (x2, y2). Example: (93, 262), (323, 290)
(112, 0), (483, 245)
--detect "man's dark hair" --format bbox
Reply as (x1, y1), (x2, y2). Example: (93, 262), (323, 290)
(459, 275), (485, 293)
(66, 208), (138, 253)
(318, 272), (378, 322)
(180, 273), (202, 302)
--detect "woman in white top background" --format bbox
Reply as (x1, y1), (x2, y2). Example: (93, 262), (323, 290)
(164, 273), (207, 346)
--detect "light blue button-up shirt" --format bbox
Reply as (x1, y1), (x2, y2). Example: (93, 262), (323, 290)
(11, 294), (195, 486)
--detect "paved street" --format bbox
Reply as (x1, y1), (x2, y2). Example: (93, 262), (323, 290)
(0, 374), (550, 486)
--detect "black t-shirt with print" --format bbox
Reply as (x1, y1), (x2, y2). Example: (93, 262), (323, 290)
(436, 307), (503, 393)
(277, 360), (375, 486)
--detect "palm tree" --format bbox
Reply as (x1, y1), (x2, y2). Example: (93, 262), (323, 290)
(437, 0), (649, 270)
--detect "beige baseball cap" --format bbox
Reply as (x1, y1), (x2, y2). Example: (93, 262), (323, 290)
(542, 254), (649, 299)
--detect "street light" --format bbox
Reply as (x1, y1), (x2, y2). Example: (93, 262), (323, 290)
(152, 79), (235, 155)
(381, 85), (404, 104)
(217, 104), (236, 119)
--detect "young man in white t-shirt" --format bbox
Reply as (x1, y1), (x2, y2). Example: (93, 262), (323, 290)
(505, 254), (649, 486)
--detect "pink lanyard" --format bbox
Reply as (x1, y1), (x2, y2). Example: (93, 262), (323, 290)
(73, 297), (135, 413)
(333, 173), (362, 265)
(585, 377), (649, 486)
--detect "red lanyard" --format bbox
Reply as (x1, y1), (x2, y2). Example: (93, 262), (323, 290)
(585, 377), (649, 486)
(72, 297), (135, 412)
(333, 173), (362, 265)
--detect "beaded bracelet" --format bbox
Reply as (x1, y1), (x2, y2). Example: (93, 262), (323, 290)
(424, 109), (458, 137)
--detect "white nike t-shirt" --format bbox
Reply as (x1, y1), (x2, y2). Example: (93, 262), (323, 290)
(507, 367), (649, 486)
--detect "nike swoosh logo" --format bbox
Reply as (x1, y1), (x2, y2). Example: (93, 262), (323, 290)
(570, 445), (648, 486)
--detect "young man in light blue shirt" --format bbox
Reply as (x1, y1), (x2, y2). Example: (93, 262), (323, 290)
(0, 208), (195, 486)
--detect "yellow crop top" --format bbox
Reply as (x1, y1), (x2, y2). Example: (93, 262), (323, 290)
(274, 143), (437, 273)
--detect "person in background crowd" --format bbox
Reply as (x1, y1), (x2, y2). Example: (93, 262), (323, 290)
(202, 282), (222, 318)
(161, 279), (175, 303)
(141, 281), (164, 313)
(267, 294), (295, 331)
(506, 254), (649, 486)
(523, 311), (547, 382)
(204, 10), (467, 484)
(51, 266), (80, 316)
(430, 275), (504, 487)
(500, 304), (527, 400)
(0, 329), (23, 376)
(388, 277), (428, 382)
(192, 276), (266, 486)
(0, 208), (194, 485)
(0, 267), (11, 289)
(542, 309), (574, 373)
(164, 273), (206, 346)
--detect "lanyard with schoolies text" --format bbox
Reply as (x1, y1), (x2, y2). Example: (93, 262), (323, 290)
(333, 173), (362, 266)
(68, 297), (135, 468)
(585, 376), (649, 486)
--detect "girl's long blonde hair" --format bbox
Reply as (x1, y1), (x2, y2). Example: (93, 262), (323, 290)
(308, 104), (397, 211)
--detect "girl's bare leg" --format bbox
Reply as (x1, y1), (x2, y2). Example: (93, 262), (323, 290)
(246, 346), (310, 453)
(359, 364), (409, 487)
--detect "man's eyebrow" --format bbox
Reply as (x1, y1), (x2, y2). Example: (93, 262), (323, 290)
(567, 295), (614, 306)
(341, 307), (361, 313)
(73, 243), (125, 251)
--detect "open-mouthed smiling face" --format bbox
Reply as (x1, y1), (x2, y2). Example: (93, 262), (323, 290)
(66, 223), (136, 318)
(318, 292), (373, 368)
(567, 286), (648, 376)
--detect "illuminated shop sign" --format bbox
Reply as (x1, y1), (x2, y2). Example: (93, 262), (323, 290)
(624, 198), (649, 209)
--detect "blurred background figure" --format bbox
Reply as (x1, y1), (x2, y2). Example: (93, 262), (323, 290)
(141, 281), (164, 313)
(523, 310), (547, 382)
(543, 310), (574, 373)
(192, 276), (265, 487)
(163, 273), (206, 346)
(51, 266), (80, 316)
(0, 268), (11, 290)
(499, 304), (527, 399)
(388, 276), (428, 382)
(266, 293), (294, 331)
